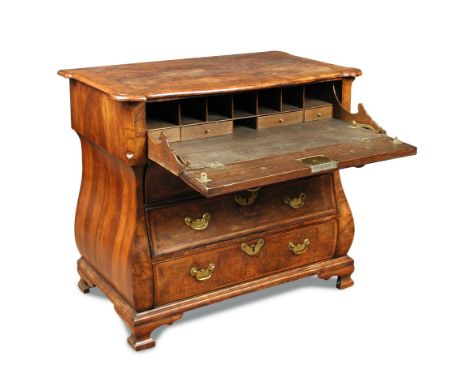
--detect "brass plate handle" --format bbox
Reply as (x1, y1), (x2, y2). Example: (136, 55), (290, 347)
(284, 193), (305, 209)
(241, 238), (265, 256)
(288, 239), (310, 255)
(185, 213), (211, 231)
(190, 263), (215, 281)
(234, 188), (259, 206)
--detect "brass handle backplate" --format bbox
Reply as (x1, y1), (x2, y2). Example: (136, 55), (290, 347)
(288, 239), (310, 255)
(190, 263), (215, 281)
(185, 213), (211, 231)
(284, 193), (306, 209)
(234, 188), (259, 206)
(241, 238), (265, 256)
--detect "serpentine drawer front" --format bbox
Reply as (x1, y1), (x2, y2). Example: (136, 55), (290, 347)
(59, 51), (416, 351)
(153, 219), (337, 305)
(147, 174), (337, 256)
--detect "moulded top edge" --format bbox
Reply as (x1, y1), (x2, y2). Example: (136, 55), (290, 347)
(58, 51), (362, 102)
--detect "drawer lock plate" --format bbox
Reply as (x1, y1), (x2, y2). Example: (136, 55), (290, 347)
(241, 238), (265, 256)
(300, 155), (337, 173)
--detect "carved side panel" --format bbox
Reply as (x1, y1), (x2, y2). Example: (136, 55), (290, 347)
(333, 171), (355, 257)
(75, 137), (154, 311)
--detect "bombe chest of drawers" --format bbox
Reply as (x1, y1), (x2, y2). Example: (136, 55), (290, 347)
(58, 51), (416, 351)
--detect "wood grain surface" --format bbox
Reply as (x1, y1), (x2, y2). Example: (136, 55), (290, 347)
(59, 51), (361, 101)
(148, 120), (417, 196)
(154, 218), (338, 305)
(147, 174), (336, 256)
(70, 80), (146, 165)
(76, 137), (154, 312)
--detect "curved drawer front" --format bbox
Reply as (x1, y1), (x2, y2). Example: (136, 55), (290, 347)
(154, 219), (337, 305)
(147, 173), (336, 256)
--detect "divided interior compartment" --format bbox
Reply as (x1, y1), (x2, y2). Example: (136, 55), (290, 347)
(146, 82), (338, 132)
(258, 88), (281, 115)
(145, 81), (342, 143)
(180, 97), (207, 125)
(207, 94), (233, 121)
(282, 85), (304, 111)
(146, 100), (179, 129)
(234, 117), (257, 130)
(233, 91), (257, 118)
(305, 81), (339, 108)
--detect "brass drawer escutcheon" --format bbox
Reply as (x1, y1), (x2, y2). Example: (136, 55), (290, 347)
(288, 239), (310, 255)
(284, 192), (305, 209)
(241, 238), (265, 256)
(234, 188), (259, 206)
(190, 263), (215, 281)
(185, 213), (211, 231)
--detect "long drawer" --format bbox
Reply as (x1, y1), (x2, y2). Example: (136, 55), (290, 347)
(146, 174), (336, 256)
(154, 218), (338, 305)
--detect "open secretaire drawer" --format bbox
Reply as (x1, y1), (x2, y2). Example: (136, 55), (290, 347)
(147, 82), (416, 197)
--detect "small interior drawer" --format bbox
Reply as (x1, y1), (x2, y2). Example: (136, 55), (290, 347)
(153, 218), (338, 305)
(146, 174), (336, 256)
(304, 105), (333, 121)
(180, 120), (233, 141)
(257, 110), (303, 129)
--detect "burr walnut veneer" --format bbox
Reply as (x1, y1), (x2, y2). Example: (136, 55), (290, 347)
(59, 51), (416, 351)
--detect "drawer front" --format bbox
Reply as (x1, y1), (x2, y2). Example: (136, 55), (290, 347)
(257, 110), (303, 129)
(304, 105), (333, 121)
(154, 219), (337, 305)
(145, 163), (195, 203)
(147, 174), (336, 256)
(180, 120), (233, 141)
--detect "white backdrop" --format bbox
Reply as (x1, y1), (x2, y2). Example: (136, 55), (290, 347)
(1, 0), (466, 380)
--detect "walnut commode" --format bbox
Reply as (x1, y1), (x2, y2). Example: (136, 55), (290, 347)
(59, 51), (416, 351)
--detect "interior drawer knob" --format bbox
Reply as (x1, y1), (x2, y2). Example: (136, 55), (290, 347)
(283, 192), (306, 209)
(241, 238), (265, 256)
(190, 263), (215, 281)
(185, 212), (211, 231)
(234, 187), (259, 206)
(288, 239), (310, 255)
